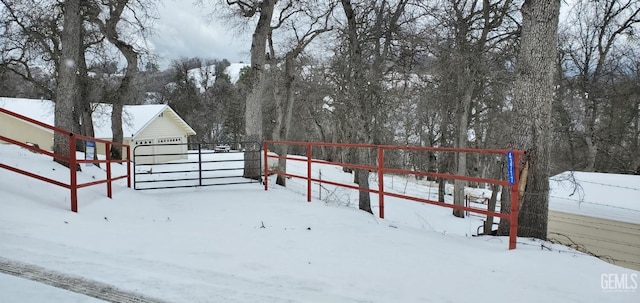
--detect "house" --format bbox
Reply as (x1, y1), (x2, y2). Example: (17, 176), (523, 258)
(0, 97), (196, 164)
(547, 171), (640, 270)
(0, 98), (55, 151)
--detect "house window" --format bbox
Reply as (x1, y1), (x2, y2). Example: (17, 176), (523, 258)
(157, 137), (181, 144)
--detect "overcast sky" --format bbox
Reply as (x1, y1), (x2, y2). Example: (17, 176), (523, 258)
(148, 1), (251, 68)
(146, 1), (575, 70)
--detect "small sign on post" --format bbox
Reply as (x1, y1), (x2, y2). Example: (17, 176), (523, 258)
(507, 151), (515, 185)
(85, 140), (95, 166)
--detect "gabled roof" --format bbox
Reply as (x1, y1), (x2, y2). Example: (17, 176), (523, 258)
(91, 103), (196, 138)
(0, 97), (195, 138)
(0, 97), (55, 125)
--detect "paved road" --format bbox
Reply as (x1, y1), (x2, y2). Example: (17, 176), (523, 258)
(548, 210), (640, 271)
(0, 257), (169, 303)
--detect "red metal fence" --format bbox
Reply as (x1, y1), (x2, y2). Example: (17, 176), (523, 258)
(263, 140), (523, 249)
(0, 107), (130, 212)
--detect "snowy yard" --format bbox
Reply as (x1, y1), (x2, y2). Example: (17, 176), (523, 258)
(0, 144), (638, 302)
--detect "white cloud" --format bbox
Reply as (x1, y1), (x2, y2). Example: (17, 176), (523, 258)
(149, 1), (251, 68)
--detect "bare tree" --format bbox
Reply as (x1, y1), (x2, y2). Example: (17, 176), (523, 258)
(0, 0), (61, 99)
(421, 0), (519, 218)
(562, 0), (640, 171)
(509, 0), (560, 239)
(269, 1), (334, 186)
(224, 0), (277, 179)
(338, 0), (413, 214)
(86, 0), (156, 159)
(53, 0), (82, 166)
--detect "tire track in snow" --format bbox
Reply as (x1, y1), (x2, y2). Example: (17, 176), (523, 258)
(0, 257), (169, 303)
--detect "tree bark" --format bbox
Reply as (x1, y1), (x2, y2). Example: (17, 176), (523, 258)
(102, 1), (139, 160)
(244, 0), (276, 180)
(484, 184), (499, 235)
(453, 75), (474, 218)
(53, 0), (82, 169)
(510, 0), (560, 239)
(273, 53), (296, 186)
(357, 147), (373, 214)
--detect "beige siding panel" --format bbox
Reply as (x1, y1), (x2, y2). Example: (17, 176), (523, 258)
(136, 112), (185, 139)
(92, 139), (132, 160)
(133, 113), (188, 164)
(548, 210), (640, 271)
(132, 138), (155, 164)
(96, 141), (106, 156)
(0, 115), (53, 151)
(154, 136), (186, 163)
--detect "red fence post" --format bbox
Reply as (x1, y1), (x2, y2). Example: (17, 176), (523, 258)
(307, 144), (312, 202)
(378, 147), (385, 219)
(106, 142), (112, 199)
(69, 133), (78, 213)
(263, 141), (268, 191)
(508, 152), (520, 250)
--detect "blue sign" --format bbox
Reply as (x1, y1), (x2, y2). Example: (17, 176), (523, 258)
(85, 141), (95, 166)
(507, 151), (515, 185)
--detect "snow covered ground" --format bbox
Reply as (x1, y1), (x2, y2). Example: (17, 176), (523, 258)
(549, 171), (640, 224)
(0, 144), (638, 302)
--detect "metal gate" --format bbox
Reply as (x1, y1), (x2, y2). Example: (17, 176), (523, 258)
(132, 142), (262, 190)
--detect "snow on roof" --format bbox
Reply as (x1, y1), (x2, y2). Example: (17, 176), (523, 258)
(0, 97), (55, 126)
(0, 97), (194, 139)
(549, 171), (640, 224)
(91, 103), (168, 138)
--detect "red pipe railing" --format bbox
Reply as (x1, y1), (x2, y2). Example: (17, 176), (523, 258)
(264, 140), (523, 250)
(0, 107), (131, 212)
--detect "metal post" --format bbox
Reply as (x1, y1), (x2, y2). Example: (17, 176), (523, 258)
(307, 144), (312, 202)
(106, 142), (112, 199)
(132, 146), (137, 190)
(198, 143), (202, 186)
(378, 147), (385, 219)
(126, 145), (131, 188)
(319, 170), (322, 200)
(509, 152), (520, 250)
(69, 133), (78, 212)
(263, 141), (268, 191)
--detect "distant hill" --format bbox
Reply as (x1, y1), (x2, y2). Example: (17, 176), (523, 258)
(187, 63), (249, 92)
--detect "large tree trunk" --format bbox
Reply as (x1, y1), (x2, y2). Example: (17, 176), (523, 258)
(244, 0), (276, 180)
(78, 48), (95, 141)
(273, 53), (297, 186)
(103, 2), (139, 161)
(53, 0), (82, 169)
(510, 0), (560, 239)
(341, 0), (371, 212)
(356, 146), (372, 214)
(453, 77), (474, 218)
(484, 184), (499, 235)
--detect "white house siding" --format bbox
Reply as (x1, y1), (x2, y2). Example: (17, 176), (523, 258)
(132, 112), (188, 164)
(0, 114), (53, 151)
(548, 210), (640, 271)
